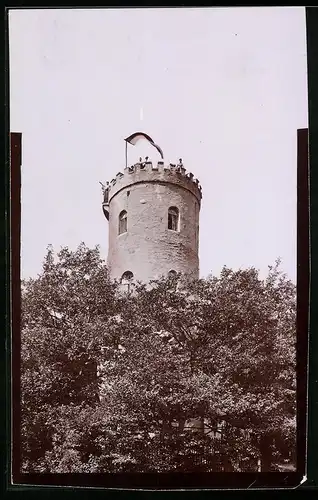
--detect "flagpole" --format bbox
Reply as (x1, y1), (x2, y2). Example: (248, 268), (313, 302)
(125, 140), (128, 169)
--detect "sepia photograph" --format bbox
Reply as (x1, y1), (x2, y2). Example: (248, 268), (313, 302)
(8, 6), (309, 489)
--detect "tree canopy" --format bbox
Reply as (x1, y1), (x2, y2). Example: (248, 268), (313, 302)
(20, 244), (296, 473)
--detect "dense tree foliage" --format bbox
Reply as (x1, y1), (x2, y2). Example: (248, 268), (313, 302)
(20, 244), (296, 473)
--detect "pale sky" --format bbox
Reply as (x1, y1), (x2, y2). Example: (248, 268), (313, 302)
(9, 7), (308, 282)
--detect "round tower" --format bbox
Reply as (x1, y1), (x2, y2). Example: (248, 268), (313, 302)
(102, 158), (202, 284)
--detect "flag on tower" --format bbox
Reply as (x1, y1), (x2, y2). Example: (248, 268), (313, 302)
(124, 132), (164, 159)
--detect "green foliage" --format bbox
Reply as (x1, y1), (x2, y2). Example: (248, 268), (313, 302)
(20, 245), (296, 472)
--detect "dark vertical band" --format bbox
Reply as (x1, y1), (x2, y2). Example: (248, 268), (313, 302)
(296, 127), (309, 476)
(10, 132), (22, 481)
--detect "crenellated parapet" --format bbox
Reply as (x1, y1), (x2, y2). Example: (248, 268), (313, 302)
(103, 160), (202, 207)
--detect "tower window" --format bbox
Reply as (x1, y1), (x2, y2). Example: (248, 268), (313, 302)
(168, 206), (179, 231)
(118, 210), (127, 235)
(168, 270), (177, 277)
(121, 270), (134, 283)
(121, 271), (134, 293)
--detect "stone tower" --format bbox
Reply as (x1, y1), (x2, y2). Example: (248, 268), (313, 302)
(102, 158), (202, 284)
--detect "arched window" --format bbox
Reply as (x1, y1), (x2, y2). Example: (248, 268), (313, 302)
(168, 206), (179, 231)
(168, 269), (177, 277)
(121, 271), (134, 283)
(121, 271), (134, 293)
(118, 210), (127, 235)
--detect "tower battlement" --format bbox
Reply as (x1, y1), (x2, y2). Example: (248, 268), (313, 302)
(104, 160), (202, 206)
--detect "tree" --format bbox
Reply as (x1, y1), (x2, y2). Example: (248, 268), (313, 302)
(113, 262), (296, 471)
(21, 243), (119, 468)
(20, 245), (296, 472)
